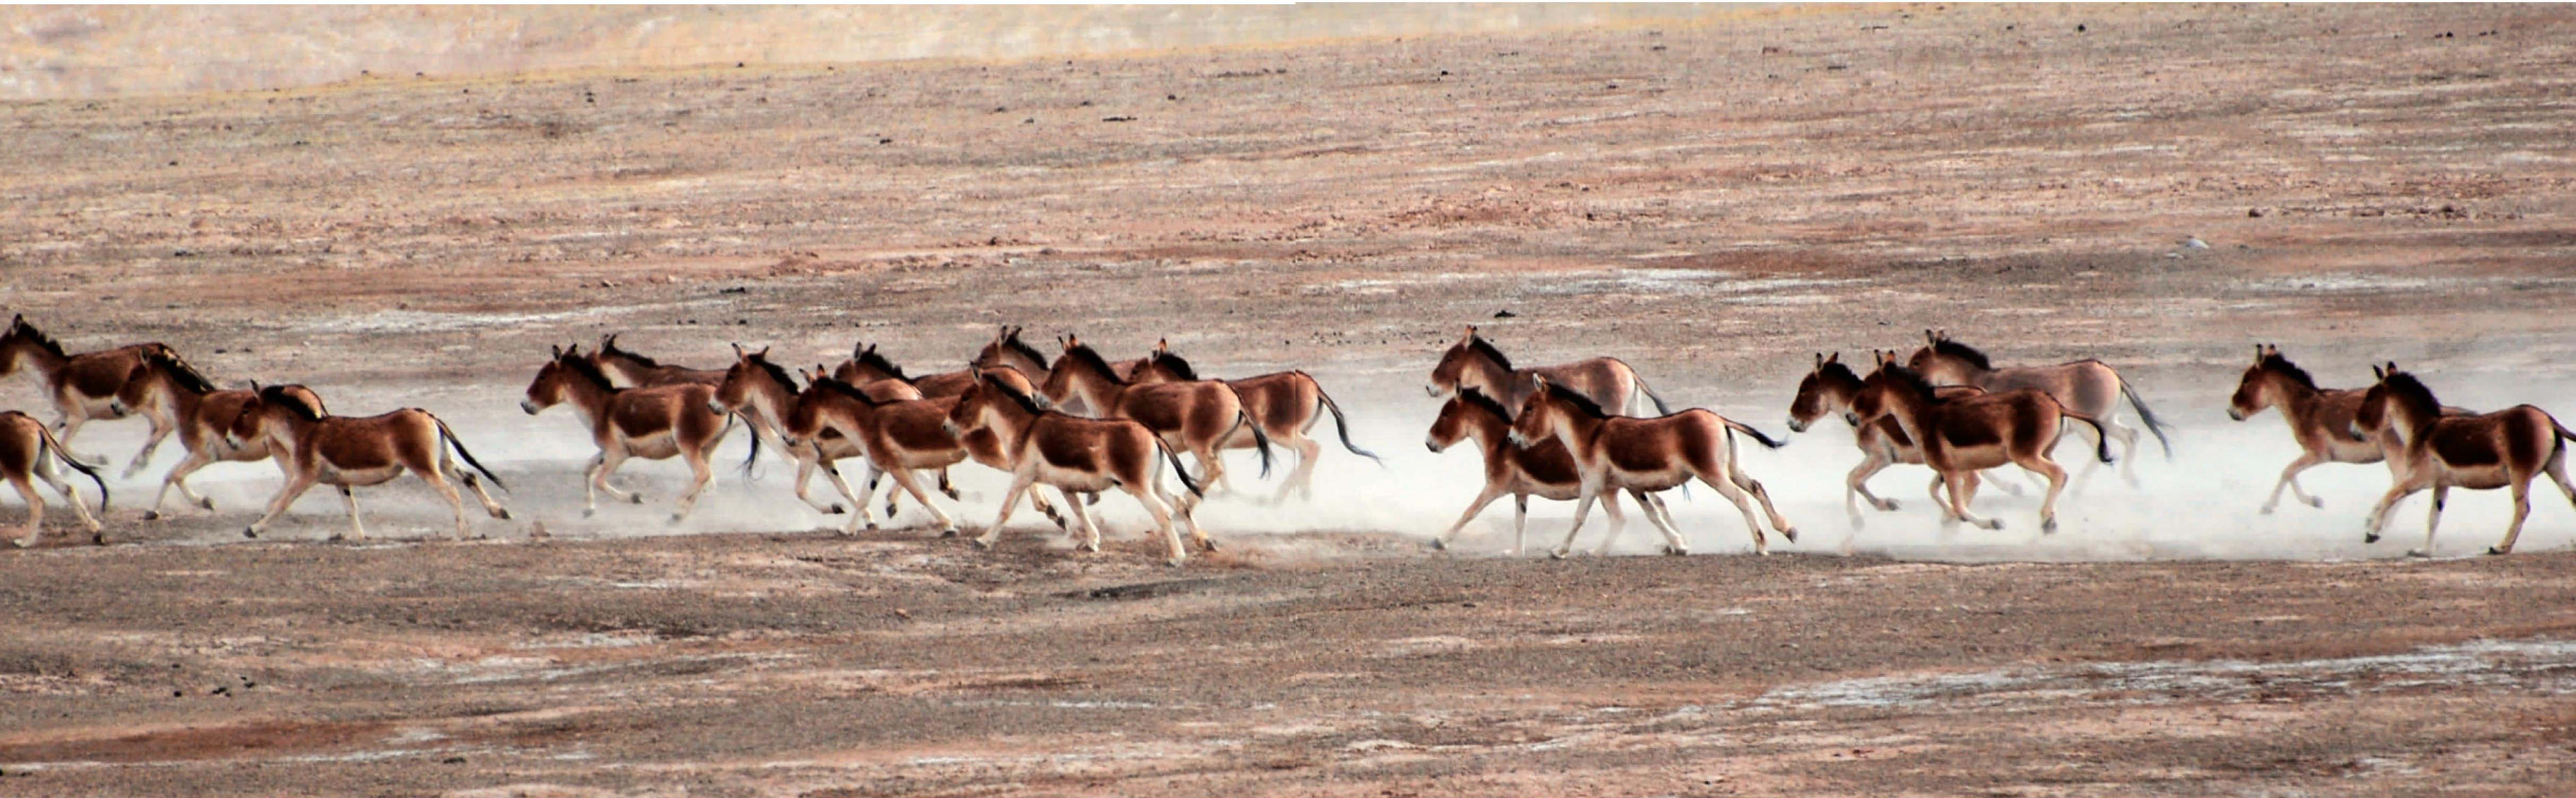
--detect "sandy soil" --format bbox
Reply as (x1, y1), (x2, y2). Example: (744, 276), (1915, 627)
(3, 4), (2575, 795)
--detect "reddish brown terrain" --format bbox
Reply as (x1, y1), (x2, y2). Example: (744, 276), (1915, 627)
(3, 4), (2573, 795)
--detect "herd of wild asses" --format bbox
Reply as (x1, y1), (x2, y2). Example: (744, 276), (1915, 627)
(3, 314), (2572, 563)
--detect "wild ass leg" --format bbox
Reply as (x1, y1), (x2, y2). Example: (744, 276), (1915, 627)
(123, 412), (174, 479)
(2485, 482), (2531, 557)
(1511, 495), (1530, 557)
(874, 462), (958, 536)
(1846, 452), (1895, 523)
(334, 485), (369, 542)
(670, 447), (717, 524)
(1057, 486), (1102, 552)
(1268, 435), (1325, 506)
(50, 404), (108, 467)
(1138, 482), (1190, 567)
(969, 472), (1036, 550)
(7, 474), (46, 548)
(1548, 481), (1605, 560)
(2023, 456), (2070, 533)
(1730, 468), (1796, 543)
(1703, 473), (1771, 554)
(146, 450), (217, 519)
(1433, 484), (1508, 552)
(2107, 421), (2145, 487)
(2406, 484), (2451, 558)
(245, 472), (321, 539)
(1594, 490), (1646, 556)
(1943, 470), (2004, 531)
(31, 456), (100, 543)
(2262, 452), (2328, 513)
(417, 463), (482, 540)
(2360, 474), (2429, 545)
(791, 451), (849, 515)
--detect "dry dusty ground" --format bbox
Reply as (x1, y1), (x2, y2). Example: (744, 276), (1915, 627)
(3, 3), (2575, 795)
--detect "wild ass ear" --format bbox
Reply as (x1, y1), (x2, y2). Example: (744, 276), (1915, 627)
(1924, 329), (1938, 345)
(1464, 325), (1479, 340)
(2371, 363), (2387, 379)
(550, 344), (564, 359)
(1827, 351), (1840, 364)
(731, 342), (746, 358)
(755, 345), (770, 358)
(1155, 337), (1170, 353)
(1814, 352), (1825, 367)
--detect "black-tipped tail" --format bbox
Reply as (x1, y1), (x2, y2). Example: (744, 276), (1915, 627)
(433, 416), (509, 492)
(2119, 378), (2174, 459)
(1311, 380), (1383, 464)
(1160, 440), (1205, 498)
(40, 424), (108, 513)
(1724, 419), (1788, 450)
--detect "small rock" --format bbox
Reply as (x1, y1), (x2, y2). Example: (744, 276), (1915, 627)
(2183, 236), (2209, 249)
(1493, 309), (1518, 318)
(2076, 23), (2087, 32)
(2248, 208), (2265, 218)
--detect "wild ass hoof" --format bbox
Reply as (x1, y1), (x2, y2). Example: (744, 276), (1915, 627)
(2305, 496), (2326, 509)
(628, 495), (645, 505)
(494, 509), (513, 521)
(582, 508), (598, 519)
(1778, 527), (1799, 543)
(2258, 505), (2276, 516)
(939, 527), (960, 539)
(1197, 537), (1219, 553)
(2041, 517), (2058, 533)
(2362, 532), (2381, 544)
(2407, 548), (2432, 559)
(825, 504), (846, 515)
(2487, 545), (2511, 556)
(1428, 538), (1449, 551)
(969, 535), (995, 551)
(197, 497), (216, 511)
(1874, 499), (1899, 511)
(1661, 544), (1687, 556)
(143, 510), (163, 521)
(91, 532), (106, 546)
(1164, 556), (1187, 568)
(667, 513), (687, 525)
(242, 527), (260, 540)
(10, 537), (29, 549)
(1982, 519), (2006, 531)
(1549, 548), (1573, 560)
(1080, 540), (1101, 553)
(327, 533), (347, 542)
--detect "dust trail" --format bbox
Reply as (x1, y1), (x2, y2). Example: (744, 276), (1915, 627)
(32, 372), (2576, 561)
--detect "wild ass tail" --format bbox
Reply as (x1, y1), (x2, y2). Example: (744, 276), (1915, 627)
(2119, 377), (2175, 459)
(1158, 439), (1205, 498)
(433, 415), (509, 492)
(36, 422), (108, 513)
(1309, 376), (1383, 464)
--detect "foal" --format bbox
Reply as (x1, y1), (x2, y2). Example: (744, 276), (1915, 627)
(945, 372), (1204, 565)
(525, 346), (744, 522)
(121, 349), (287, 521)
(1426, 388), (1645, 556)
(1907, 331), (2171, 484)
(1, 411), (107, 548)
(1130, 342), (1380, 503)
(2350, 363), (2576, 557)
(228, 385), (510, 541)
(2228, 345), (2468, 514)
(1426, 325), (1673, 415)
(1508, 379), (1796, 557)
(0, 314), (176, 474)
(1848, 357), (2113, 532)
